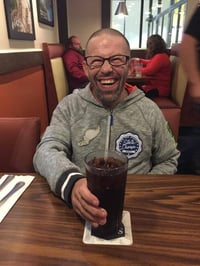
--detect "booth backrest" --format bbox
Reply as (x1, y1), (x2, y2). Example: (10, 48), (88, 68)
(151, 49), (188, 141)
(51, 57), (68, 101)
(0, 51), (49, 135)
(0, 117), (41, 173)
(152, 54), (187, 109)
(169, 55), (188, 107)
(161, 108), (181, 141)
(42, 43), (69, 118)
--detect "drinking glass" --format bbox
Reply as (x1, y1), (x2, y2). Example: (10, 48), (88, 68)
(85, 150), (128, 240)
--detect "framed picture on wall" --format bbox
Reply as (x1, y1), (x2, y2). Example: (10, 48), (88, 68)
(4, 0), (35, 41)
(36, 0), (54, 27)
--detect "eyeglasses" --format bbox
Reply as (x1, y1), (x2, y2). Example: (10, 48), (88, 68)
(85, 55), (130, 69)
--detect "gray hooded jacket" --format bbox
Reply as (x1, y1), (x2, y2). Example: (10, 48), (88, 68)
(33, 84), (180, 206)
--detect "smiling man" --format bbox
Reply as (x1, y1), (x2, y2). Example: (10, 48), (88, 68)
(83, 29), (130, 109)
(34, 28), (180, 228)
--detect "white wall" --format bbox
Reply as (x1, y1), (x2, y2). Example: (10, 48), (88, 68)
(0, 0), (59, 51)
(67, 0), (101, 49)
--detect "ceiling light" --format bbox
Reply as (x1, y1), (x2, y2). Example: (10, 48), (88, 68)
(114, 1), (128, 16)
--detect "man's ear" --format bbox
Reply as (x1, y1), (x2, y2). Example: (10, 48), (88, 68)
(127, 58), (133, 74)
(83, 61), (89, 77)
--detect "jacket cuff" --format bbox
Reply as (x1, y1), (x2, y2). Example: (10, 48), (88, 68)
(55, 168), (84, 208)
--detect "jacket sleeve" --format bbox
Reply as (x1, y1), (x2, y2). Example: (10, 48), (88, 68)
(33, 101), (84, 208)
(140, 58), (150, 66)
(146, 103), (180, 174)
(141, 54), (167, 76)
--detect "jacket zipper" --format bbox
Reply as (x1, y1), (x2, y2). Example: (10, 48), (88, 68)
(105, 111), (113, 153)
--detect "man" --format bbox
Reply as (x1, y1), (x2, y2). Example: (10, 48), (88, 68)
(63, 35), (88, 93)
(34, 28), (179, 228)
(180, 1), (200, 103)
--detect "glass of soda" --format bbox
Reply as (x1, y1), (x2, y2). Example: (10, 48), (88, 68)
(84, 150), (128, 240)
(133, 58), (142, 77)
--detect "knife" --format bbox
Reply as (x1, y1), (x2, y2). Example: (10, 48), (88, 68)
(0, 181), (25, 207)
(0, 175), (15, 192)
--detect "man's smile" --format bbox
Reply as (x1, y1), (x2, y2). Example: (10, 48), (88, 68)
(99, 79), (115, 85)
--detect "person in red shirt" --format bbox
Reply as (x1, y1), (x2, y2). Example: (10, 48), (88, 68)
(63, 36), (89, 93)
(133, 34), (171, 98)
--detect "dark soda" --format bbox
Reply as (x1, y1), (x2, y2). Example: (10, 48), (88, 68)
(85, 152), (127, 240)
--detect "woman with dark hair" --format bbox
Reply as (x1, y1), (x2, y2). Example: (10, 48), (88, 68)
(133, 34), (171, 98)
(145, 34), (169, 59)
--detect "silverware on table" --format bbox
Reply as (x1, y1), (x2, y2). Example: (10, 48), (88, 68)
(0, 175), (15, 191)
(0, 181), (25, 207)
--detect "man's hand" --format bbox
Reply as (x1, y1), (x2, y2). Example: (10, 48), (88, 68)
(71, 178), (107, 228)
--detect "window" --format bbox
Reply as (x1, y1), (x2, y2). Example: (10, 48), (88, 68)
(111, 0), (188, 48)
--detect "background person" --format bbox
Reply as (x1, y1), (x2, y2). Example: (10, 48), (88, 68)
(63, 35), (89, 93)
(180, 1), (200, 104)
(34, 28), (180, 228)
(179, 1), (200, 175)
(132, 34), (171, 98)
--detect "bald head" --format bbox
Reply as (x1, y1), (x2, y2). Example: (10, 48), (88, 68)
(85, 28), (130, 57)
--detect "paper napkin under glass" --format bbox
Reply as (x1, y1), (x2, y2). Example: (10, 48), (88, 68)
(83, 210), (133, 245)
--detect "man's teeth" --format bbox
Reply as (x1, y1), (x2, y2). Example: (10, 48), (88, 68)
(100, 79), (115, 85)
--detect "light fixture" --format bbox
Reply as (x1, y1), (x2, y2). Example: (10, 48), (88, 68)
(114, 1), (128, 16)
(157, 0), (162, 8)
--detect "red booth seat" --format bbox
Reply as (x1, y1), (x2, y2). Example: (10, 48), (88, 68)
(0, 117), (40, 173)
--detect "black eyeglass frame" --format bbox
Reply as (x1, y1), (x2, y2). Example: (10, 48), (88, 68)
(84, 54), (130, 69)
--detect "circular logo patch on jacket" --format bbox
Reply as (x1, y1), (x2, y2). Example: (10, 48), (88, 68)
(116, 132), (142, 159)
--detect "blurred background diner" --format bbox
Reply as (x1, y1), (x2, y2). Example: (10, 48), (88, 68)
(130, 34), (171, 98)
(62, 35), (89, 93)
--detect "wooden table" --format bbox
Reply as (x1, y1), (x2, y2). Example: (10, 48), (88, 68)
(0, 174), (200, 265)
(127, 74), (148, 87)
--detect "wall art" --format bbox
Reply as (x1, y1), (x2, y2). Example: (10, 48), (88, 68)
(4, 0), (35, 40)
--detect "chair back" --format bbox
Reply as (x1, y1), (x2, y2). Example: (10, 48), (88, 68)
(151, 48), (188, 141)
(51, 57), (69, 101)
(169, 55), (187, 107)
(42, 43), (69, 118)
(0, 51), (49, 135)
(0, 117), (40, 173)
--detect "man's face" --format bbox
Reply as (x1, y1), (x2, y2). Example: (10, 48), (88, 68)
(71, 37), (82, 52)
(83, 34), (131, 109)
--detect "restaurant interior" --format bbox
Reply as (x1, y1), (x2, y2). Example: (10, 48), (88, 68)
(0, 0), (199, 174)
(0, 0), (200, 265)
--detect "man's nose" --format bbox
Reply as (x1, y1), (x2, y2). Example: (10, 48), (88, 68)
(101, 59), (113, 71)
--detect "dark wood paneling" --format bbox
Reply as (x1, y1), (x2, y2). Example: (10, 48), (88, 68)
(101, 0), (110, 28)
(57, 0), (68, 45)
(130, 49), (146, 58)
(0, 51), (43, 75)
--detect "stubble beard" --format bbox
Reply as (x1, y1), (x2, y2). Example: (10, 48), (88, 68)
(93, 82), (124, 109)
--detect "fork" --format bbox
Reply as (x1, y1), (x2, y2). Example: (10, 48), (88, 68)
(0, 175), (15, 192)
(0, 181), (25, 207)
